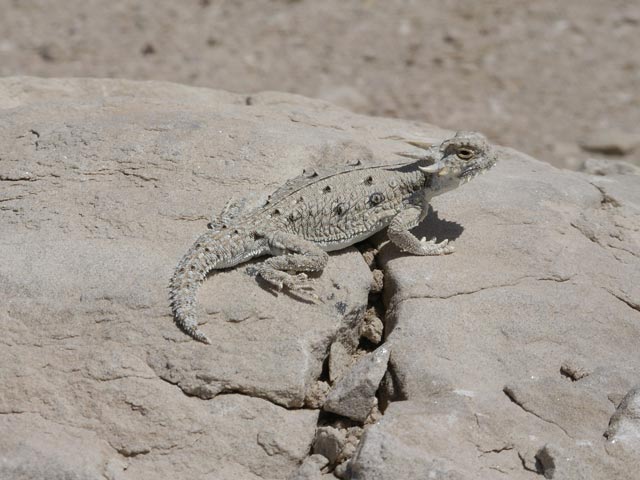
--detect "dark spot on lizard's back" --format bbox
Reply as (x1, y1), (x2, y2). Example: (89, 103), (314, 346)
(323, 185), (332, 193)
(334, 204), (345, 215)
(369, 192), (384, 205)
(364, 175), (374, 185)
(335, 301), (347, 315)
(272, 208), (281, 216)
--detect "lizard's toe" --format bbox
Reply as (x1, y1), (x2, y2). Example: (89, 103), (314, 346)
(416, 237), (454, 255)
(283, 275), (321, 303)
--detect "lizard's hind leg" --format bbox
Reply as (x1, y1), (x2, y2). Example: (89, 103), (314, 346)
(256, 231), (329, 302)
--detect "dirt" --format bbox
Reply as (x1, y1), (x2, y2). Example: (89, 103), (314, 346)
(0, 0), (638, 168)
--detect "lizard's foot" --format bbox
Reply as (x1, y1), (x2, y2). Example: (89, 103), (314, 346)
(283, 273), (321, 303)
(418, 237), (455, 255)
(258, 269), (320, 303)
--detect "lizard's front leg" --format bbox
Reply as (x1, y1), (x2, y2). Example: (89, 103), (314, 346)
(256, 231), (329, 301)
(387, 206), (455, 255)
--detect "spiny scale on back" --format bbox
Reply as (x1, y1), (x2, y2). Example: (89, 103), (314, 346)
(169, 131), (497, 344)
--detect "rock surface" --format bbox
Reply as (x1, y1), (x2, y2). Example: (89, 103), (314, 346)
(1, 77), (639, 479)
(606, 386), (640, 459)
(0, 77), (388, 479)
(581, 157), (640, 176)
(369, 147), (640, 476)
(580, 130), (640, 156)
(324, 345), (390, 422)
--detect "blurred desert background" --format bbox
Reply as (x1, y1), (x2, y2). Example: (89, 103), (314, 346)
(1, 0), (638, 169)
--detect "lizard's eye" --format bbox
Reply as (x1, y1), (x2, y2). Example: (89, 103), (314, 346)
(456, 148), (474, 160)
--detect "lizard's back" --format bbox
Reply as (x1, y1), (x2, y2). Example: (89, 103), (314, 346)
(244, 162), (425, 250)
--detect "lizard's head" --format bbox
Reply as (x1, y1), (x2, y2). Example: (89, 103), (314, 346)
(418, 131), (497, 195)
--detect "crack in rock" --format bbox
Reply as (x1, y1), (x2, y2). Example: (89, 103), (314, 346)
(503, 386), (573, 439)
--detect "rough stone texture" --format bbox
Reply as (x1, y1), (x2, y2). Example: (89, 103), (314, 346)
(287, 455), (329, 480)
(580, 130), (640, 156)
(581, 157), (640, 176)
(0, 77), (409, 479)
(367, 148), (640, 478)
(324, 345), (390, 422)
(606, 387), (640, 459)
(2, 77), (639, 479)
(359, 308), (384, 345)
(313, 426), (347, 465)
(351, 397), (490, 480)
(328, 341), (355, 385)
(304, 381), (330, 410)
(1, 1), (639, 170)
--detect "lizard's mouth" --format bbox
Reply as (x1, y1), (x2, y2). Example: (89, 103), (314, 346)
(460, 166), (481, 177)
(459, 165), (490, 184)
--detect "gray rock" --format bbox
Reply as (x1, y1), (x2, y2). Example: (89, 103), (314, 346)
(369, 269), (384, 294)
(324, 345), (390, 422)
(580, 130), (640, 155)
(329, 341), (354, 384)
(360, 307), (384, 345)
(373, 148), (640, 478)
(312, 426), (347, 465)
(581, 157), (640, 176)
(2, 77), (639, 479)
(350, 399), (480, 480)
(503, 376), (613, 440)
(305, 380), (330, 409)
(334, 460), (351, 480)
(0, 77), (443, 479)
(287, 454), (329, 480)
(531, 443), (639, 479)
(606, 386), (640, 458)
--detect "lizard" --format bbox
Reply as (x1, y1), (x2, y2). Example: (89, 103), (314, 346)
(169, 131), (497, 344)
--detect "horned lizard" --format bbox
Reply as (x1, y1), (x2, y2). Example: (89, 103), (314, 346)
(169, 131), (497, 343)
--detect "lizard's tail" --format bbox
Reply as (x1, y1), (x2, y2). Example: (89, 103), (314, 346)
(169, 230), (224, 344)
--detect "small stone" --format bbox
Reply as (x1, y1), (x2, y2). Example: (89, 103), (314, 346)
(359, 247), (378, 269)
(364, 405), (383, 425)
(560, 358), (591, 381)
(334, 460), (351, 479)
(313, 426), (347, 464)
(340, 427), (363, 462)
(360, 308), (384, 345)
(369, 269), (384, 293)
(305, 381), (330, 409)
(324, 345), (391, 422)
(287, 454), (330, 480)
(580, 130), (640, 156)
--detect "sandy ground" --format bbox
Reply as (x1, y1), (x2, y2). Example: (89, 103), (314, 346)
(0, 0), (638, 168)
